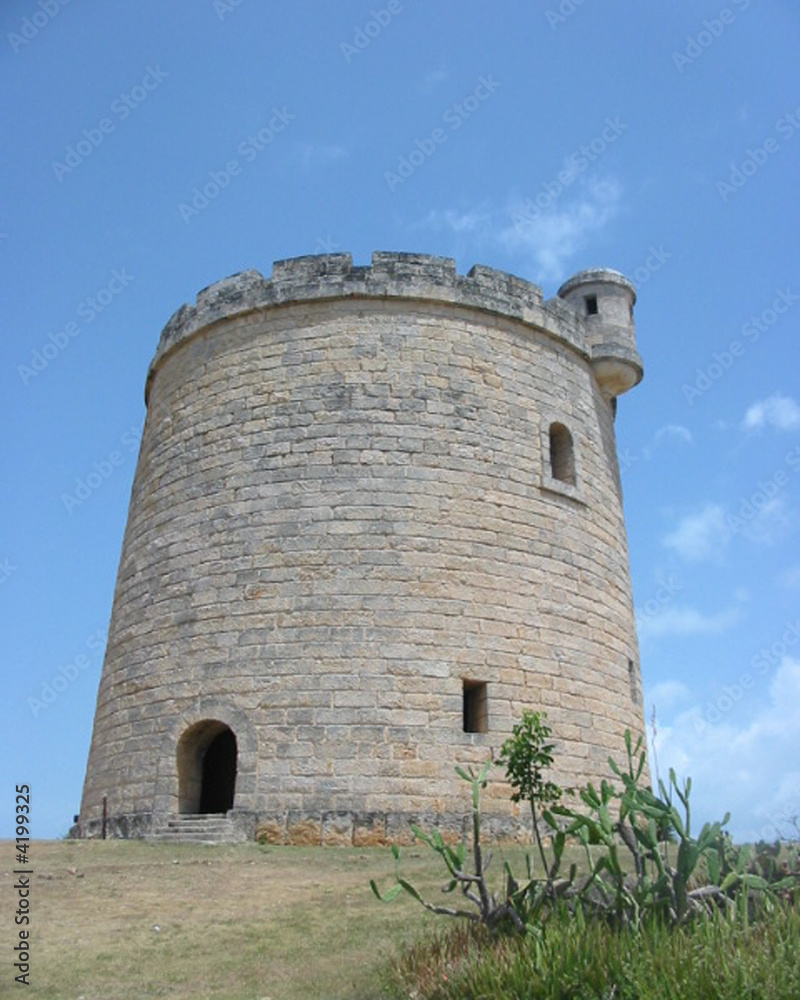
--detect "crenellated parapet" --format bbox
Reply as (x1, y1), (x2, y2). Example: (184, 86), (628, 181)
(149, 252), (642, 400)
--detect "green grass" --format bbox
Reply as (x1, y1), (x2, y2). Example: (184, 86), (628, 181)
(385, 905), (800, 1000)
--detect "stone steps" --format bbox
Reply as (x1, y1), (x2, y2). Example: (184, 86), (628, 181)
(146, 813), (248, 844)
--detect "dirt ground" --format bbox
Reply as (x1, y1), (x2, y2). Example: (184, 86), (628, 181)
(1, 838), (459, 1000)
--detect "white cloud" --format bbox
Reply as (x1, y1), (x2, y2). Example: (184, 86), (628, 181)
(642, 424), (693, 459)
(651, 656), (800, 840)
(664, 495), (791, 561)
(417, 176), (623, 284)
(500, 177), (622, 282)
(638, 604), (740, 639)
(295, 143), (348, 171)
(740, 496), (793, 546)
(418, 68), (448, 93)
(779, 564), (800, 590)
(743, 393), (800, 431)
(419, 207), (492, 236)
(654, 424), (693, 446)
(646, 679), (690, 712)
(663, 504), (729, 562)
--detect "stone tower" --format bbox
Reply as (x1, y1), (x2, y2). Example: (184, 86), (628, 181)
(75, 252), (645, 844)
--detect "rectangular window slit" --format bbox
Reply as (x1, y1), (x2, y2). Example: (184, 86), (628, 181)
(462, 680), (488, 733)
(628, 659), (640, 705)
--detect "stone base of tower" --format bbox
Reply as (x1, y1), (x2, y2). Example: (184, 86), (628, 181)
(252, 809), (531, 846)
(68, 807), (533, 846)
(68, 811), (156, 841)
(68, 809), (256, 843)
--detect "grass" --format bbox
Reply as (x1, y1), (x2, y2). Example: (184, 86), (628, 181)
(2, 838), (465, 1000)
(385, 904), (800, 1000)
(8, 838), (797, 999)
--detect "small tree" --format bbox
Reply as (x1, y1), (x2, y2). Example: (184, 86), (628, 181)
(496, 710), (563, 879)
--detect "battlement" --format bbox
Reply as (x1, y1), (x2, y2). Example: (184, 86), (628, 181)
(150, 251), (642, 399)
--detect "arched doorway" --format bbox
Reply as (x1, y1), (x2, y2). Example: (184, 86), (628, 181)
(177, 720), (238, 814)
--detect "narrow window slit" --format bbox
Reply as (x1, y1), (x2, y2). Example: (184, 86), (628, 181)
(462, 680), (488, 733)
(549, 423), (576, 485)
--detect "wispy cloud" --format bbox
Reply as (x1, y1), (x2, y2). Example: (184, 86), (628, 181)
(638, 604), (741, 640)
(653, 657), (800, 840)
(418, 68), (448, 93)
(663, 504), (729, 562)
(415, 176), (623, 284)
(647, 679), (691, 711)
(743, 393), (800, 431)
(643, 424), (693, 459)
(653, 424), (693, 447)
(741, 496), (793, 546)
(418, 206), (492, 236)
(779, 564), (800, 591)
(294, 143), (348, 171)
(500, 177), (622, 282)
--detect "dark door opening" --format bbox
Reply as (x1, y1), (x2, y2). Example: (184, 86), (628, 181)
(199, 729), (237, 813)
(177, 720), (238, 815)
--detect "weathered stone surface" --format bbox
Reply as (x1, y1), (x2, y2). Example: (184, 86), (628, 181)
(353, 813), (387, 847)
(287, 816), (322, 846)
(321, 811), (354, 846)
(255, 820), (288, 845)
(74, 252), (646, 844)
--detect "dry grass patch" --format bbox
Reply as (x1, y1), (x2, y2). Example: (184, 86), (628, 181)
(3, 838), (468, 999)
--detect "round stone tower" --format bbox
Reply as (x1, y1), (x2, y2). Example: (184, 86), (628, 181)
(75, 252), (645, 844)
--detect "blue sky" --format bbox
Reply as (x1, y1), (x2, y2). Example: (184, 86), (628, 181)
(2, 0), (799, 841)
